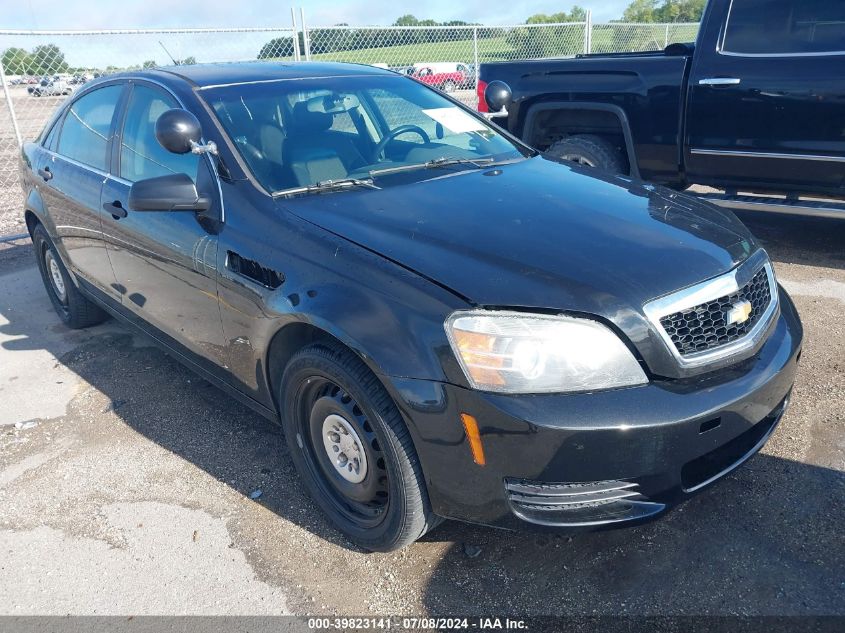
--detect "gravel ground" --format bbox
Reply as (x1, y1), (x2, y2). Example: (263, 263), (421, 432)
(0, 211), (843, 617)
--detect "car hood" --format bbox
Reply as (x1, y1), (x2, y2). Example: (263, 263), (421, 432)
(281, 156), (755, 318)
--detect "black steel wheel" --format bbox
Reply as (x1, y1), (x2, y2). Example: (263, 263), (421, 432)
(280, 343), (439, 551)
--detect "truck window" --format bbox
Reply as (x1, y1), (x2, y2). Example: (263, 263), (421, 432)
(723, 0), (845, 55)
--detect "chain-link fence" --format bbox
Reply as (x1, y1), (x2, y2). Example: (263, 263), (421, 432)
(0, 20), (699, 237)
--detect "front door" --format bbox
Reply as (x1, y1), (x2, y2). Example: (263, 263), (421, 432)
(685, 0), (845, 195)
(100, 81), (227, 370)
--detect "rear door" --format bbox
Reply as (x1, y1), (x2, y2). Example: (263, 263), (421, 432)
(35, 83), (125, 300)
(685, 0), (845, 195)
(99, 81), (227, 369)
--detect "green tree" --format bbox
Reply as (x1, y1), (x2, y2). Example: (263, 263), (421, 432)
(608, 0), (703, 53)
(257, 36), (296, 59)
(30, 44), (69, 74)
(623, 0), (705, 22)
(393, 15), (419, 26)
(1, 47), (31, 75)
(525, 7), (587, 24)
(142, 60), (156, 69)
(507, 6), (588, 59)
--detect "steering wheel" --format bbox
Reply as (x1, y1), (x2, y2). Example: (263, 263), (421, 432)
(372, 125), (431, 162)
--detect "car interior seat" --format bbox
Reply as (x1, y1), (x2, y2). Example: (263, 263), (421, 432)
(284, 101), (367, 185)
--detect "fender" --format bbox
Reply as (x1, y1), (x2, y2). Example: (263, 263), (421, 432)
(23, 186), (83, 288)
(521, 101), (641, 179)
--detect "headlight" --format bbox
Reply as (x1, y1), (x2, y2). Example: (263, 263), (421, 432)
(445, 311), (647, 394)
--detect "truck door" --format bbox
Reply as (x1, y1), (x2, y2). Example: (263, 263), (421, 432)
(685, 0), (845, 196)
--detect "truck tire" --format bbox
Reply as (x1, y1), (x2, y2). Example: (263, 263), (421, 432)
(546, 134), (629, 175)
(280, 342), (441, 551)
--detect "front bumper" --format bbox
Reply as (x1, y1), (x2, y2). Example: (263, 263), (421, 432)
(385, 287), (803, 531)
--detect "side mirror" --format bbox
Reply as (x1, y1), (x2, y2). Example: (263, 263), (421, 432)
(483, 80), (512, 119)
(155, 109), (202, 154)
(128, 173), (210, 212)
(155, 109), (217, 156)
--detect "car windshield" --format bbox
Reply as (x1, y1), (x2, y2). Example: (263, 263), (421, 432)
(201, 74), (526, 194)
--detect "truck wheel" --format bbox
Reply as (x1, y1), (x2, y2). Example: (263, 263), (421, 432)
(280, 343), (441, 552)
(32, 224), (108, 329)
(546, 134), (629, 175)
(442, 80), (456, 93)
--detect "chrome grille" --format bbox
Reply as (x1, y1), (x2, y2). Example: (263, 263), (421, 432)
(643, 251), (779, 370)
(659, 266), (772, 356)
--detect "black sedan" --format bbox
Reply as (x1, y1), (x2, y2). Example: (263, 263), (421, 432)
(19, 62), (802, 551)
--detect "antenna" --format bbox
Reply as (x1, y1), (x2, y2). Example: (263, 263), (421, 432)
(159, 41), (178, 65)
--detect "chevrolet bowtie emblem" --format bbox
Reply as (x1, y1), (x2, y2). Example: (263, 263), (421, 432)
(726, 300), (753, 326)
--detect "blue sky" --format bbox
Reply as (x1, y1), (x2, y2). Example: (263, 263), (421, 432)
(3, 0), (632, 30)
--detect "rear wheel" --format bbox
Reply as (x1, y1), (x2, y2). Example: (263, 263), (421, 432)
(441, 80), (456, 93)
(546, 134), (629, 175)
(32, 224), (108, 329)
(280, 343), (439, 551)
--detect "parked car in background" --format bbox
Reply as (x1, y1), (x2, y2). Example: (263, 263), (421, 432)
(30, 76), (74, 97)
(458, 63), (476, 89)
(479, 0), (845, 218)
(20, 61), (802, 551)
(411, 63), (466, 93)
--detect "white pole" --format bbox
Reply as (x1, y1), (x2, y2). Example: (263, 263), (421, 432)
(291, 8), (301, 62)
(0, 59), (22, 147)
(585, 11), (593, 54)
(300, 7), (311, 61)
(473, 26), (479, 91)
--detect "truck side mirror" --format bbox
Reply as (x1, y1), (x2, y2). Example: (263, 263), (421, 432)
(484, 81), (512, 119)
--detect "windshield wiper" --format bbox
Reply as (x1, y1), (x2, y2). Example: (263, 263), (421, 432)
(370, 156), (496, 177)
(272, 178), (380, 197)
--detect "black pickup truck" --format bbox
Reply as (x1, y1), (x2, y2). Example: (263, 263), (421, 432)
(478, 0), (845, 218)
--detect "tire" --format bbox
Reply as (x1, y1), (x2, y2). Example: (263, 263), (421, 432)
(546, 134), (629, 175)
(280, 343), (440, 551)
(441, 80), (456, 93)
(32, 224), (108, 329)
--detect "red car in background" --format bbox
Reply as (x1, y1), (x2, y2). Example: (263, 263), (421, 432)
(411, 65), (466, 93)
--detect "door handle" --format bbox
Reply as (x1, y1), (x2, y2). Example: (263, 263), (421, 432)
(37, 166), (53, 181)
(103, 200), (128, 219)
(699, 77), (741, 86)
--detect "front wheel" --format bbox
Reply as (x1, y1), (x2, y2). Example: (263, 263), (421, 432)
(280, 343), (439, 551)
(441, 80), (456, 93)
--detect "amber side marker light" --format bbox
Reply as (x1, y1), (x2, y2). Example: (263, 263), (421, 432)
(460, 413), (486, 466)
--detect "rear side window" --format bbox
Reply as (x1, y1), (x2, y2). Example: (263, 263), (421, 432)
(723, 0), (845, 55)
(57, 85), (123, 170)
(119, 84), (200, 183)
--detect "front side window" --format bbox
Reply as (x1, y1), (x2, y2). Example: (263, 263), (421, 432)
(120, 84), (200, 183)
(203, 74), (525, 193)
(57, 84), (123, 170)
(723, 0), (845, 55)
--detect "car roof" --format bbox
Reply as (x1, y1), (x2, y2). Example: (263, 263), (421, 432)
(144, 61), (396, 88)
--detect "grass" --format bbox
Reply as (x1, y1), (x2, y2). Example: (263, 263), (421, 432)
(307, 24), (699, 66)
(311, 36), (517, 66)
